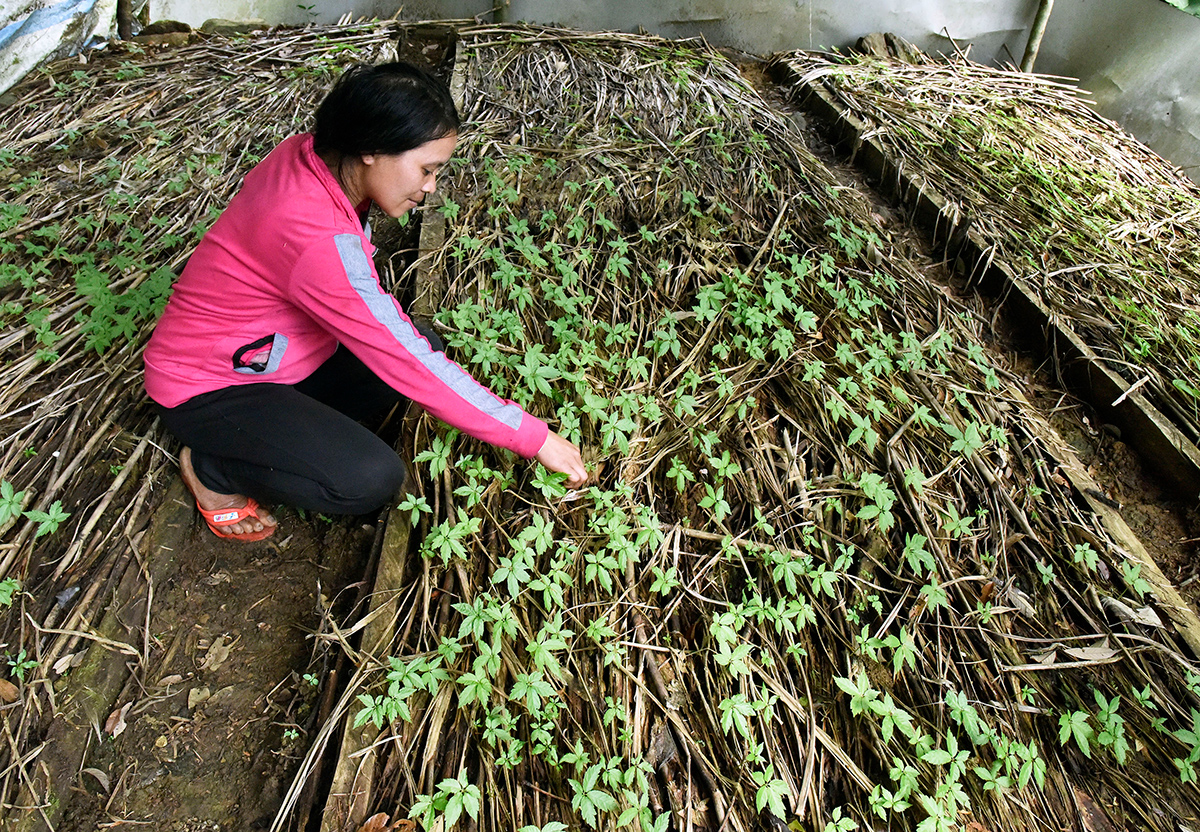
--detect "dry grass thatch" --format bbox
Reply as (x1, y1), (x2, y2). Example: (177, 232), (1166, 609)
(0, 21), (401, 820)
(773, 50), (1200, 447)
(0, 20), (1199, 832)
(299, 24), (1200, 832)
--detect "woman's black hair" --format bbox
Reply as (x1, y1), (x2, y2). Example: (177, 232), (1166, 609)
(313, 62), (460, 158)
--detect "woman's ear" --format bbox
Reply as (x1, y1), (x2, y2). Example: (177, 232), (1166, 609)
(361, 154), (376, 166)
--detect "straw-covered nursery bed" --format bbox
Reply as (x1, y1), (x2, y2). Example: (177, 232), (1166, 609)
(0, 20), (1198, 832)
(295, 24), (1200, 832)
(772, 49), (1200, 452)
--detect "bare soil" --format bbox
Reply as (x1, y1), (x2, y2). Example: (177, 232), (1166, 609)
(55, 481), (378, 830)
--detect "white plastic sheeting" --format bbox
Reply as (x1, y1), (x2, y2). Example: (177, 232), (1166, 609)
(151, 0), (476, 28)
(1036, 0), (1200, 183)
(0, 0), (118, 95)
(122, 0), (1045, 66)
(507, 0), (1033, 63)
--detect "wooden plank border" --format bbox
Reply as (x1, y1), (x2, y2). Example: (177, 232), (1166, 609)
(317, 29), (464, 832)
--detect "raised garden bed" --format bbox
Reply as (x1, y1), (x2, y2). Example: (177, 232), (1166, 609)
(770, 49), (1200, 498)
(304, 25), (1200, 832)
(3, 21), (1200, 832)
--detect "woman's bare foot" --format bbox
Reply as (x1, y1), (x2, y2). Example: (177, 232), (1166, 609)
(179, 447), (277, 538)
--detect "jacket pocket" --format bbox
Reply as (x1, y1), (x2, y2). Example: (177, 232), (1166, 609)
(232, 333), (289, 374)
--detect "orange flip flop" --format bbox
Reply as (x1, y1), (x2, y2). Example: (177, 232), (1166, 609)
(195, 497), (277, 542)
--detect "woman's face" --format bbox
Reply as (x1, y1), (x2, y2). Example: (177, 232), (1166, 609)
(359, 133), (457, 217)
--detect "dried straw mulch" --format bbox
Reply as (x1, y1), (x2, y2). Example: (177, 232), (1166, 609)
(294, 24), (1200, 832)
(774, 50), (1200, 447)
(1, 22), (1199, 832)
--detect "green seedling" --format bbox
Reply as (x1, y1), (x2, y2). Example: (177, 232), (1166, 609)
(7, 650), (36, 683)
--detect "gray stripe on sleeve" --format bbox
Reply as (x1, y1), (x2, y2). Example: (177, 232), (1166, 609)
(333, 234), (524, 431)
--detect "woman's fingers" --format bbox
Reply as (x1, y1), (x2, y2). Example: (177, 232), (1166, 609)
(535, 430), (588, 488)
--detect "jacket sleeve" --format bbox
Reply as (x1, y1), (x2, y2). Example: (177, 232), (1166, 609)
(287, 232), (549, 458)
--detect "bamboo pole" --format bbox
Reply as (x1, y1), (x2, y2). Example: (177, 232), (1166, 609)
(1021, 0), (1055, 74)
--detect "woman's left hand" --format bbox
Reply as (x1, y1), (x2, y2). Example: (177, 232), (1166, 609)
(536, 430), (588, 489)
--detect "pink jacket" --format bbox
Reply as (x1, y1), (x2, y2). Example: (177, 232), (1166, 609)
(144, 134), (548, 459)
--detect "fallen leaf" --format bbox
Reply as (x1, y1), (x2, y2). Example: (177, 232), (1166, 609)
(206, 684), (239, 708)
(1062, 644), (1119, 662)
(81, 767), (111, 793)
(1100, 596), (1162, 628)
(187, 687), (211, 710)
(356, 813), (405, 832)
(0, 678), (18, 703)
(1075, 787), (1119, 832)
(357, 814), (390, 832)
(105, 702), (131, 737)
(1031, 649), (1056, 665)
(156, 674), (184, 687)
(1131, 605), (1164, 627)
(1004, 585), (1036, 618)
(357, 811), (391, 830)
(203, 570), (231, 586)
(52, 652), (82, 676)
(199, 635), (231, 672)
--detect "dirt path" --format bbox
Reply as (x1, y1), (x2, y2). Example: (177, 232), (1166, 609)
(54, 478), (377, 830)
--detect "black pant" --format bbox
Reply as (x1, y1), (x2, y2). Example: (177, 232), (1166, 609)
(157, 336), (438, 516)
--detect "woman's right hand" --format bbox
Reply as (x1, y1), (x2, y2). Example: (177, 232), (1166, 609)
(535, 430), (588, 488)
